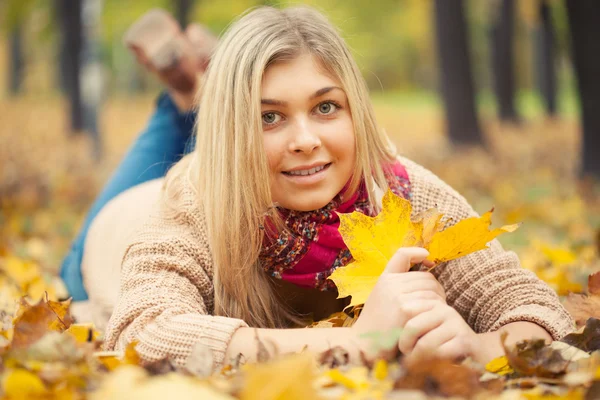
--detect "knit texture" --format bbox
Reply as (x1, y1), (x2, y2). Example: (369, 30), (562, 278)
(103, 155), (575, 369)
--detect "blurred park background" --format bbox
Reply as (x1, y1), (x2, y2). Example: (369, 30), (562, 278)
(0, 0), (599, 302)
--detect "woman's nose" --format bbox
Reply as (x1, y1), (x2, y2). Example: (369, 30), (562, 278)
(288, 119), (321, 154)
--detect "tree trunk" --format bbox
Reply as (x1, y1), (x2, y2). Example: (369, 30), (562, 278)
(534, 0), (557, 116)
(80, 0), (103, 160)
(433, 0), (482, 144)
(8, 26), (25, 95)
(490, 0), (520, 123)
(173, 0), (193, 27)
(566, 0), (600, 178)
(57, 0), (84, 134)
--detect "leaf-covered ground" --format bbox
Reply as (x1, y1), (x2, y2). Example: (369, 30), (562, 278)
(1, 95), (600, 399)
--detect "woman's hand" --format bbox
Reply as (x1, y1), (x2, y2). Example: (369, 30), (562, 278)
(351, 247), (445, 358)
(351, 247), (479, 362)
(396, 300), (479, 362)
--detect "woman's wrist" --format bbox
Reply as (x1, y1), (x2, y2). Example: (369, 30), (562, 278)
(473, 322), (554, 365)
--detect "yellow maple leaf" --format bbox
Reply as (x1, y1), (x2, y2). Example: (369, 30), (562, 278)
(426, 209), (520, 264)
(330, 189), (518, 306)
(331, 191), (426, 306)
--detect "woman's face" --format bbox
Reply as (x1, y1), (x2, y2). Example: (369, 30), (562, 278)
(261, 53), (356, 211)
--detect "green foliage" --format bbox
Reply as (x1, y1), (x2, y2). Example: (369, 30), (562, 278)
(0, 0), (578, 92)
(0, 0), (39, 32)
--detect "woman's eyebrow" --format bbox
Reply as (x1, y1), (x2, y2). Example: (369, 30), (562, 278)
(310, 86), (343, 99)
(260, 86), (344, 106)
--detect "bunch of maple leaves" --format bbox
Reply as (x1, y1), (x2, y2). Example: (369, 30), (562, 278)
(2, 98), (600, 399)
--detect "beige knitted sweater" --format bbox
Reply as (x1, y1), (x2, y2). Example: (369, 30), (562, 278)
(103, 155), (574, 368)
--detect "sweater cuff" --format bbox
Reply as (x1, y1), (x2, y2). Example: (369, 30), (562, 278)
(489, 303), (575, 341)
(199, 316), (249, 368)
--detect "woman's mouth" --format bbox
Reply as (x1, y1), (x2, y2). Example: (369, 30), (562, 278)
(283, 163), (330, 176)
(282, 163), (332, 183)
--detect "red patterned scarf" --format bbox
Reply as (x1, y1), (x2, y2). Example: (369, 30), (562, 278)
(260, 161), (411, 290)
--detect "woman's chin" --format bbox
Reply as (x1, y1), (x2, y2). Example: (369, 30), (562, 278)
(276, 192), (336, 212)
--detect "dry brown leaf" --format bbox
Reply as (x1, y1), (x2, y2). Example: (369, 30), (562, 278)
(501, 332), (570, 378)
(11, 299), (57, 349)
(588, 272), (600, 296)
(565, 272), (600, 327)
(561, 318), (600, 354)
(394, 358), (486, 398)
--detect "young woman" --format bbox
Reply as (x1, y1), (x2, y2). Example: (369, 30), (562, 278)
(100, 6), (573, 370)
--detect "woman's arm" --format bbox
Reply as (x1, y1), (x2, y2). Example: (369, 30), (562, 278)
(225, 327), (360, 363)
(400, 156), (575, 341)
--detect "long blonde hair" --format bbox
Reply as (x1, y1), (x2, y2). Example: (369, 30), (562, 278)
(182, 6), (397, 328)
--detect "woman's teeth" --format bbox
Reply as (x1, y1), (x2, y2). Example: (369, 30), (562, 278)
(286, 164), (326, 176)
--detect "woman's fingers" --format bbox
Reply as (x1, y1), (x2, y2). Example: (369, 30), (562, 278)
(435, 336), (472, 362)
(407, 322), (457, 360)
(397, 304), (446, 354)
(384, 247), (430, 274)
(384, 273), (446, 300)
(394, 299), (438, 326)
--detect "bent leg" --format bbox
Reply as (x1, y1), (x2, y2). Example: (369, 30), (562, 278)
(61, 93), (196, 300)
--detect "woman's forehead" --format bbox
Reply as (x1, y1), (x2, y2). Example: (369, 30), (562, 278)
(261, 54), (343, 99)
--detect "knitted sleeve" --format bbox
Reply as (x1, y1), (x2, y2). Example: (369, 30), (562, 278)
(103, 171), (248, 369)
(399, 156), (575, 340)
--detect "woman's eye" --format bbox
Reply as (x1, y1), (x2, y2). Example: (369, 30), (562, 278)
(317, 102), (337, 115)
(262, 112), (281, 125)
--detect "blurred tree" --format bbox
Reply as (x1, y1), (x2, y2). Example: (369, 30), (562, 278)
(433, 0), (482, 144)
(566, 0), (600, 177)
(173, 0), (193, 27)
(8, 26), (24, 95)
(490, 0), (520, 123)
(80, 0), (104, 159)
(2, 0), (37, 96)
(56, 0), (84, 133)
(534, 0), (557, 117)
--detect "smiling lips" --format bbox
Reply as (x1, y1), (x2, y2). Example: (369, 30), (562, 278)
(283, 163), (331, 176)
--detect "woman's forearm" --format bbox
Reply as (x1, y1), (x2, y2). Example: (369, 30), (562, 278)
(475, 321), (553, 364)
(225, 326), (360, 363)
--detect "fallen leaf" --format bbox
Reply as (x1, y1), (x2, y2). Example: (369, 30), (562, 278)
(565, 272), (600, 327)
(240, 352), (319, 400)
(501, 333), (570, 378)
(540, 245), (578, 266)
(394, 358), (485, 398)
(91, 365), (232, 400)
(561, 318), (600, 353)
(373, 359), (388, 380)
(325, 369), (364, 391)
(64, 323), (101, 343)
(1, 368), (49, 398)
(47, 297), (74, 331)
(485, 355), (515, 376)
(318, 346), (349, 368)
(588, 272), (600, 296)
(11, 298), (56, 349)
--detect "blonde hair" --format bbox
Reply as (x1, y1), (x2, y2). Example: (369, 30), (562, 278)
(179, 6), (396, 328)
